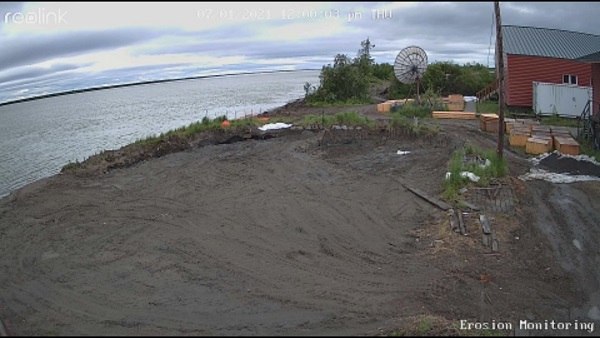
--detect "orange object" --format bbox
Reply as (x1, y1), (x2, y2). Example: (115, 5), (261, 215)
(221, 120), (231, 127)
(256, 117), (269, 122)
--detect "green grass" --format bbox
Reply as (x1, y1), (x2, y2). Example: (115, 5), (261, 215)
(580, 140), (600, 162)
(539, 115), (579, 128)
(305, 97), (373, 107)
(442, 143), (509, 201)
(298, 111), (375, 128)
(392, 102), (434, 119)
(390, 115), (441, 136)
(476, 101), (498, 114)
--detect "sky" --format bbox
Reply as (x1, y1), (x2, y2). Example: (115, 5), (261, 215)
(1, 1), (600, 104)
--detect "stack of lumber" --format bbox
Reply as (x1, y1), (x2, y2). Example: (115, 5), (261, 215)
(526, 136), (553, 155)
(553, 136), (580, 155)
(480, 113), (499, 132)
(525, 125), (553, 154)
(509, 125), (531, 147)
(446, 94), (465, 111)
(432, 111), (476, 119)
(550, 127), (579, 155)
(376, 98), (414, 113)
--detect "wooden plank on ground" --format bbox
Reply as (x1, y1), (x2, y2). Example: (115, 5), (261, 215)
(479, 214), (492, 234)
(406, 186), (453, 211)
(456, 210), (466, 235)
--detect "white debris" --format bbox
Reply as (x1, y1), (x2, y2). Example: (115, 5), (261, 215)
(519, 168), (600, 183)
(397, 150), (411, 155)
(258, 123), (293, 131)
(463, 96), (478, 102)
(529, 150), (600, 166)
(445, 171), (480, 182)
(573, 239), (582, 251)
(479, 159), (491, 169)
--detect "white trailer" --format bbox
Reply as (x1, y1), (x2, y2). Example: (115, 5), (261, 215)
(532, 82), (592, 118)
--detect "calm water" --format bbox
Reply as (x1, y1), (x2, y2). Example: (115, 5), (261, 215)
(0, 70), (320, 197)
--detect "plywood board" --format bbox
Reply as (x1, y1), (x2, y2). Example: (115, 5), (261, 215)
(432, 111), (476, 119)
(526, 137), (553, 155)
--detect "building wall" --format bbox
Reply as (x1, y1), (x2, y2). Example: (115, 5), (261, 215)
(505, 54), (592, 111)
(592, 63), (600, 116)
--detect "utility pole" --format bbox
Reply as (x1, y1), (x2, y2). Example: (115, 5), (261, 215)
(495, 1), (505, 158)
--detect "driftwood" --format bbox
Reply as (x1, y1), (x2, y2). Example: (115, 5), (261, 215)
(457, 210), (466, 235)
(479, 215), (492, 234)
(491, 232), (499, 252)
(405, 186), (453, 211)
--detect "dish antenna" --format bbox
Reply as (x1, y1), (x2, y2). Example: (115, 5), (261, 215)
(394, 46), (428, 104)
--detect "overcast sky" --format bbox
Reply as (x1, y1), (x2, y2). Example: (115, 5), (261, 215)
(1, 1), (599, 104)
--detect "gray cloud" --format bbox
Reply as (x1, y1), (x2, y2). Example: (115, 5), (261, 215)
(2, 1), (600, 104)
(0, 28), (165, 71)
(0, 63), (84, 84)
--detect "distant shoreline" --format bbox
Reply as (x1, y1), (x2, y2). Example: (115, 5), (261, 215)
(0, 69), (319, 108)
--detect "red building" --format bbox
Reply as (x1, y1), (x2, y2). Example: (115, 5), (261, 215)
(480, 25), (600, 117)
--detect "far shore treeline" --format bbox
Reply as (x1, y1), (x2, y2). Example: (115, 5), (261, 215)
(304, 37), (496, 105)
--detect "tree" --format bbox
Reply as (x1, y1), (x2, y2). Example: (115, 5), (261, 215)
(355, 37), (375, 78)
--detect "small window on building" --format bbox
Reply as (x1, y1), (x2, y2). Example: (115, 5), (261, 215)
(563, 74), (578, 85)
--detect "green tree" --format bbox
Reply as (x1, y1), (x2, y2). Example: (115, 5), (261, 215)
(355, 37), (375, 78)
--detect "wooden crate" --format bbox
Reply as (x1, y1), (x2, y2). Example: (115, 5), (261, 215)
(532, 131), (553, 140)
(526, 137), (553, 155)
(484, 120), (499, 133)
(378, 102), (392, 112)
(448, 94), (464, 103)
(432, 111), (476, 119)
(505, 121), (525, 134)
(509, 129), (531, 147)
(447, 102), (465, 111)
(553, 136), (580, 155)
(531, 126), (551, 134)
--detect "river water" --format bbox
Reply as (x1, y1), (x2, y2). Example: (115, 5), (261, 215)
(0, 70), (320, 197)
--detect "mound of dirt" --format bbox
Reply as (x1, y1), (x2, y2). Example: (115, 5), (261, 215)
(539, 153), (600, 177)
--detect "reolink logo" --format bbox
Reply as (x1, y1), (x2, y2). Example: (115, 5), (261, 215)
(4, 8), (68, 25)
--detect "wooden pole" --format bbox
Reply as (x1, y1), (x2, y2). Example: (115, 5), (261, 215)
(495, 1), (505, 158)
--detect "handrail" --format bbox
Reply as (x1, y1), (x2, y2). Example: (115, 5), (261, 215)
(476, 79), (500, 101)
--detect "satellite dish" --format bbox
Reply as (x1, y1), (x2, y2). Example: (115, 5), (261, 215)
(394, 46), (428, 103)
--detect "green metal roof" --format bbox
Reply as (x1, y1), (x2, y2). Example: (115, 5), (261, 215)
(502, 25), (600, 61)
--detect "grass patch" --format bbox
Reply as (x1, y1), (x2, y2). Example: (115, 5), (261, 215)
(442, 143), (509, 201)
(392, 103), (433, 118)
(390, 115), (441, 136)
(476, 101), (498, 114)
(539, 115), (579, 128)
(61, 114), (269, 173)
(580, 139), (600, 162)
(305, 97), (373, 107)
(298, 111), (375, 128)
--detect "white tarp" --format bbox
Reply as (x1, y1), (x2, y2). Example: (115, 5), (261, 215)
(463, 96), (478, 103)
(519, 168), (600, 184)
(258, 123), (292, 131)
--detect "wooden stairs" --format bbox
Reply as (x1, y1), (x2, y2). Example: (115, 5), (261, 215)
(476, 79), (500, 102)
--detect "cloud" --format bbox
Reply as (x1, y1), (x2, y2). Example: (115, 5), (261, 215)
(1, 2), (600, 104)
(0, 28), (164, 71)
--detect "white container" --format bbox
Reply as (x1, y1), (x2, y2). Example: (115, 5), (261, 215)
(532, 82), (592, 118)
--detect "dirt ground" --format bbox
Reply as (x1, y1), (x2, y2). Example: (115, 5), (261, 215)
(1, 105), (600, 336)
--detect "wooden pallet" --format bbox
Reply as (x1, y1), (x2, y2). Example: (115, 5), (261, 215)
(432, 111), (475, 119)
